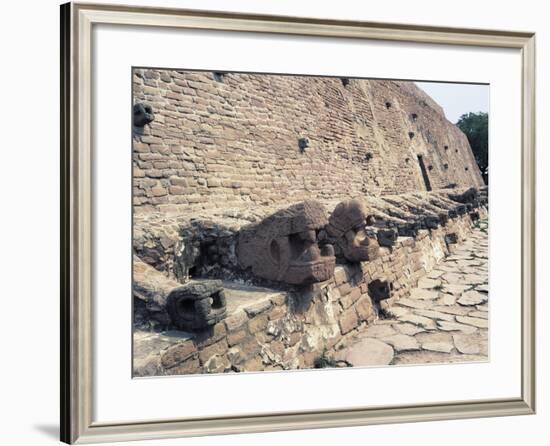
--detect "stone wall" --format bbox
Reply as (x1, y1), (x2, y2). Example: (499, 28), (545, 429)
(134, 212), (482, 376)
(132, 69), (484, 214)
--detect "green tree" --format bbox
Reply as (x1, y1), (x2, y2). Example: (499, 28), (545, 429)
(456, 112), (488, 184)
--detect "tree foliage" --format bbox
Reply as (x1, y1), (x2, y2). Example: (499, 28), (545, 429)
(456, 112), (488, 184)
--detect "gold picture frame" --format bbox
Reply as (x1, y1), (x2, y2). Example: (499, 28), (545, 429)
(60, 2), (536, 444)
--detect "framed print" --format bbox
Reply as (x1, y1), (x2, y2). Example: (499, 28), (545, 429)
(60, 2), (536, 444)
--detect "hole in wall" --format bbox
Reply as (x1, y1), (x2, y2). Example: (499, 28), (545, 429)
(213, 72), (226, 82)
(341, 78), (350, 87)
(385, 101), (392, 109)
(444, 163), (449, 169)
(444, 145), (449, 150)
(298, 137), (309, 152)
(211, 292), (224, 310)
(417, 154), (432, 191)
(411, 113), (418, 121)
(408, 132), (415, 139)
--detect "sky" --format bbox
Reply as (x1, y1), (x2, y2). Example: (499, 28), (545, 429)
(415, 82), (489, 124)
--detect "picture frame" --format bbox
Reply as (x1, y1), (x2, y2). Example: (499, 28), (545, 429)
(60, 2), (536, 444)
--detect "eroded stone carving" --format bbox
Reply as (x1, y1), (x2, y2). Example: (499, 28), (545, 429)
(325, 199), (380, 262)
(166, 280), (226, 330)
(133, 103), (155, 127)
(237, 200), (336, 285)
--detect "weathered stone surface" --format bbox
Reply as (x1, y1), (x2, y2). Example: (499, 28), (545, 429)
(457, 290), (488, 306)
(412, 309), (455, 322)
(381, 334), (420, 352)
(456, 315), (489, 328)
(395, 298), (430, 310)
(268, 305), (286, 321)
(360, 324), (397, 338)
(133, 354), (163, 377)
(386, 306), (410, 318)
(244, 299), (272, 317)
(393, 322), (427, 336)
(164, 357), (200, 375)
(227, 329), (248, 347)
(133, 257), (182, 329)
(325, 199), (380, 262)
(198, 339), (228, 364)
(432, 305), (471, 316)
(437, 293), (458, 306)
(409, 288), (440, 300)
(237, 201), (336, 285)
(224, 310), (248, 332)
(422, 341), (454, 353)
(334, 267), (348, 286)
(398, 313), (437, 330)
(462, 274), (486, 285)
(355, 296), (375, 322)
(335, 338), (394, 366)
(427, 269), (445, 279)
(248, 314), (269, 334)
(227, 338), (261, 364)
(436, 320), (477, 334)
(203, 354), (231, 373)
(416, 278), (441, 289)
(453, 334), (487, 355)
(441, 284), (469, 296)
(160, 341), (197, 369)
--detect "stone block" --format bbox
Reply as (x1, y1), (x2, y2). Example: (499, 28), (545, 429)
(224, 310), (248, 332)
(160, 341), (197, 369)
(244, 300), (272, 317)
(248, 314), (269, 334)
(339, 308), (359, 334)
(198, 339), (228, 364)
(227, 329), (248, 347)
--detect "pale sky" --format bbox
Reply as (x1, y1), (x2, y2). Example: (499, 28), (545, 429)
(415, 82), (489, 124)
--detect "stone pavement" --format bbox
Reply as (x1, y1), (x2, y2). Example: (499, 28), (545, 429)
(334, 220), (489, 367)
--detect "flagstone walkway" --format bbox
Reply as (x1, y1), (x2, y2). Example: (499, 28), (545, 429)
(334, 221), (489, 367)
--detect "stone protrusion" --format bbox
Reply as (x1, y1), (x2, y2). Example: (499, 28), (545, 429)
(325, 199), (380, 263)
(166, 280), (227, 331)
(237, 201), (336, 285)
(133, 102), (154, 127)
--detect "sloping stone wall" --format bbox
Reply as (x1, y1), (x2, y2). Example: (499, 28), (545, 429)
(132, 70), (483, 214)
